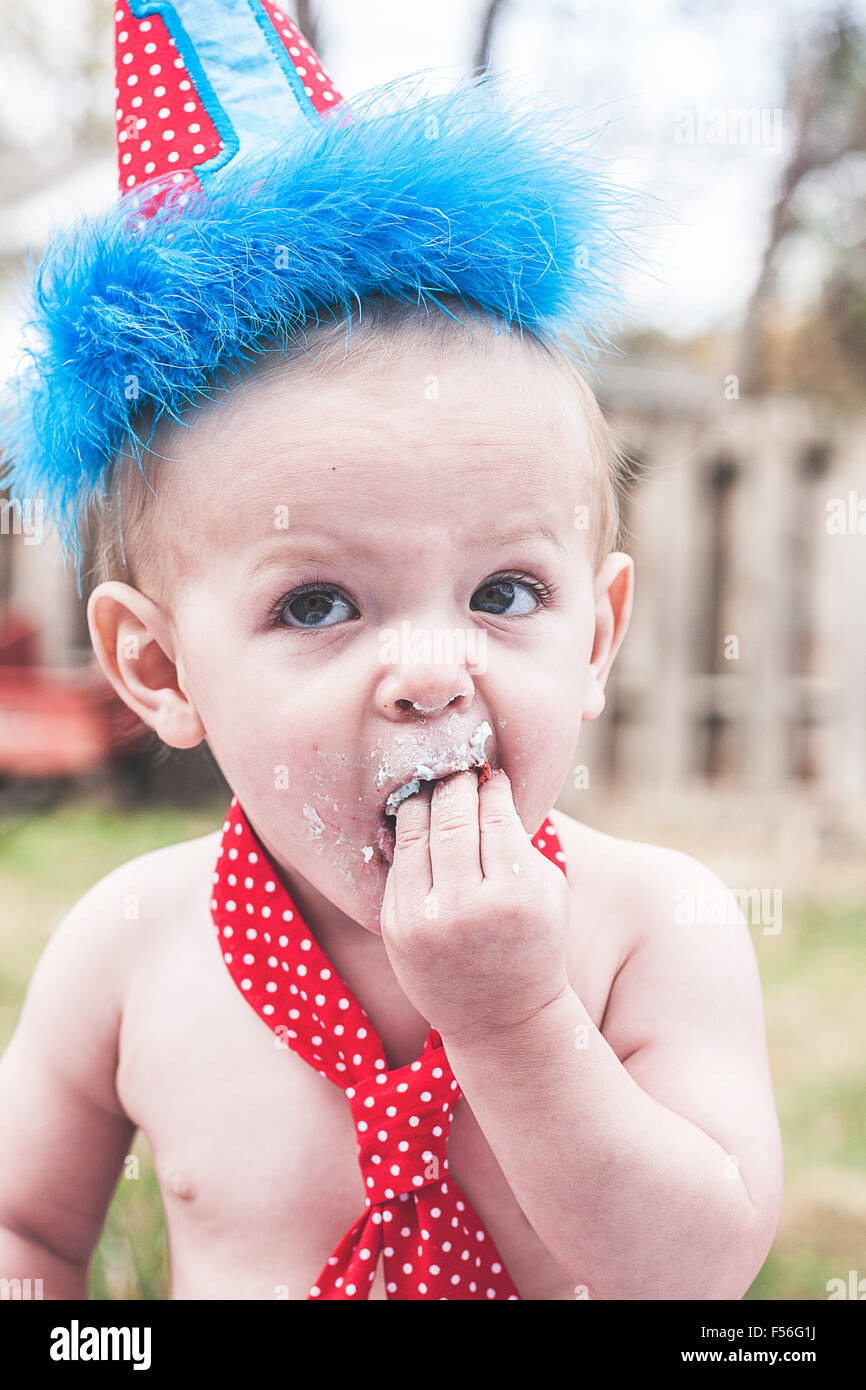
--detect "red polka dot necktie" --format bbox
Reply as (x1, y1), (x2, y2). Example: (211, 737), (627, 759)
(209, 796), (568, 1301)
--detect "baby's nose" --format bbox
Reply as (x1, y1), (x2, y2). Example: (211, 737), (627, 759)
(378, 680), (474, 722)
(396, 689), (473, 716)
(376, 620), (482, 721)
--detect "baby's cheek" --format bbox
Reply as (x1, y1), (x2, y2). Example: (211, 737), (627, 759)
(501, 700), (581, 825)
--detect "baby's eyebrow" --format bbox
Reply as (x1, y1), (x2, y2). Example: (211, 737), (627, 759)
(245, 520), (565, 579)
(481, 523), (566, 551)
(245, 537), (375, 578)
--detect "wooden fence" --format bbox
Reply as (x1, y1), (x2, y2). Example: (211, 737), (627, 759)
(579, 382), (866, 807)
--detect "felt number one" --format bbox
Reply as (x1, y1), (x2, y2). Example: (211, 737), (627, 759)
(128, 0), (320, 187)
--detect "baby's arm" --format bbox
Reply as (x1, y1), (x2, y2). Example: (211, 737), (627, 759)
(0, 874), (136, 1297)
(442, 844), (783, 1299)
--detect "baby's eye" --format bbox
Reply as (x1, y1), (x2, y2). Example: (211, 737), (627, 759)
(470, 574), (548, 617)
(275, 585), (359, 629)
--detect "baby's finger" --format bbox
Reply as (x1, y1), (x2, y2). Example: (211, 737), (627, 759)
(378, 865), (395, 937)
(390, 784), (434, 907)
(429, 770), (483, 890)
(478, 769), (532, 879)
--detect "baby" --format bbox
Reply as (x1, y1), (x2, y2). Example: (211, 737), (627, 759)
(0, 292), (782, 1300)
(0, 1), (782, 1301)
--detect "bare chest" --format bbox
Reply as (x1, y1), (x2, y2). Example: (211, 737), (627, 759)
(116, 876), (622, 1301)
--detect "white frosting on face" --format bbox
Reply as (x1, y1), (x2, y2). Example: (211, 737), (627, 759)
(302, 805), (325, 838)
(382, 720), (493, 817)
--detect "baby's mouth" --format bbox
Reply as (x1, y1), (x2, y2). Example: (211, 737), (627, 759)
(376, 720), (494, 864)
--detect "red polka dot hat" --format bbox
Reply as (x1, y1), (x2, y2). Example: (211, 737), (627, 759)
(0, 0), (649, 573)
(114, 2), (341, 210)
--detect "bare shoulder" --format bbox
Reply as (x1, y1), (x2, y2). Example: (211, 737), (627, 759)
(86, 829), (222, 934)
(45, 829), (222, 996)
(547, 806), (711, 962)
(0, 829), (220, 1136)
(546, 805), (769, 1038)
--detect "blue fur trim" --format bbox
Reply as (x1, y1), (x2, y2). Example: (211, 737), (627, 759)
(0, 71), (651, 571)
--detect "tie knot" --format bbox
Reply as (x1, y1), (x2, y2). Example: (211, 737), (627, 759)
(347, 1055), (460, 1206)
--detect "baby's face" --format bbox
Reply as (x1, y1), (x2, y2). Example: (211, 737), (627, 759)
(151, 332), (613, 933)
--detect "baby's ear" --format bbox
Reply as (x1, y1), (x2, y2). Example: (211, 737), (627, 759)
(87, 581), (205, 749)
(582, 552), (634, 722)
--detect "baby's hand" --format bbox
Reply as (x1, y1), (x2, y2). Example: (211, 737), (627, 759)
(379, 769), (571, 1046)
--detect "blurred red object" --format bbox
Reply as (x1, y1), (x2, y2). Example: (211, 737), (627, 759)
(0, 608), (151, 777)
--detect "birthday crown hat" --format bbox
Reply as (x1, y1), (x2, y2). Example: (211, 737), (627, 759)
(0, 0), (648, 573)
(114, 2), (342, 206)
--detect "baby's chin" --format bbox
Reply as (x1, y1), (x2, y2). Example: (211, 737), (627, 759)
(323, 849), (390, 936)
(299, 826), (393, 934)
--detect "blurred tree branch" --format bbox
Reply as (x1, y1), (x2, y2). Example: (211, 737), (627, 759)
(474, 0), (508, 70)
(294, 0), (320, 54)
(737, 7), (866, 393)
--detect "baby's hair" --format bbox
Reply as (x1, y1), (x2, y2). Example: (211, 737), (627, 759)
(88, 294), (629, 596)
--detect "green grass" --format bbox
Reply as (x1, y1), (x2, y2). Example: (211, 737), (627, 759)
(742, 899), (866, 1300)
(89, 1133), (169, 1301)
(1, 796), (863, 1301)
(0, 796), (223, 1301)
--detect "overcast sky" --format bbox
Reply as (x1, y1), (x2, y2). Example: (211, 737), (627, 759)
(0, 0), (862, 356)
